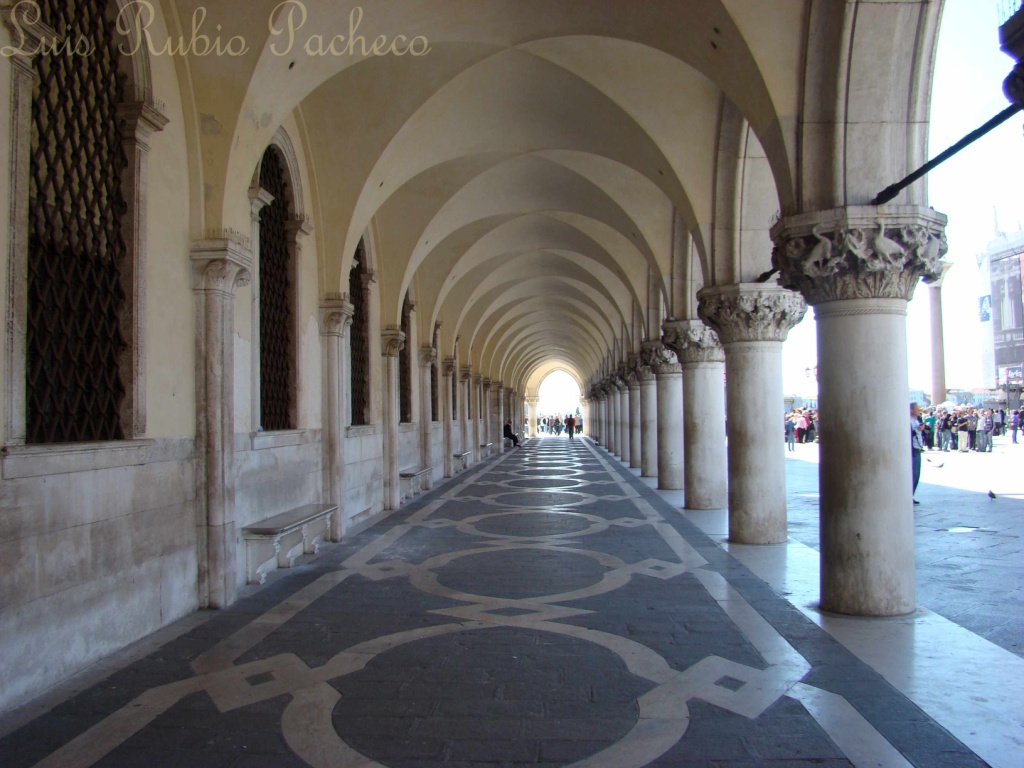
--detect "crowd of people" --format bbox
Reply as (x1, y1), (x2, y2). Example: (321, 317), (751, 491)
(537, 415), (582, 437)
(784, 408), (819, 451)
(917, 406), (1018, 453)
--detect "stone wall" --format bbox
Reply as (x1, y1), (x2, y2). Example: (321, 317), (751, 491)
(343, 426), (384, 530)
(0, 440), (198, 711)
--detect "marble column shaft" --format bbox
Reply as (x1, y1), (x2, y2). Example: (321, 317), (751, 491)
(652, 346), (684, 491)
(320, 300), (354, 540)
(663, 320), (727, 509)
(192, 240), (252, 609)
(698, 286), (806, 544)
(628, 380), (641, 469)
(771, 205), (948, 616)
(639, 368), (657, 478)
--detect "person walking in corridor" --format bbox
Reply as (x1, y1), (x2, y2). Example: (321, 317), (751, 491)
(565, 414), (576, 440)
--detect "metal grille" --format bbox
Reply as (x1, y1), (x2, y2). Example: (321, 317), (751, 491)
(27, 0), (128, 443)
(349, 241), (370, 426)
(259, 147), (294, 431)
(430, 325), (439, 422)
(399, 295), (412, 422)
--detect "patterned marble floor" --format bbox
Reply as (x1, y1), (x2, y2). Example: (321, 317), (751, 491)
(0, 437), (994, 767)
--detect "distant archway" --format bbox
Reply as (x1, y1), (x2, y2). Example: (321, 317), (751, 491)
(538, 370), (582, 420)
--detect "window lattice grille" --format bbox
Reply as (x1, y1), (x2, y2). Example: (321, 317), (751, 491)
(258, 147), (294, 432)
(399, 295), (412, 423)
(27, 0), (128, 443)
(349, 241), (370, 426)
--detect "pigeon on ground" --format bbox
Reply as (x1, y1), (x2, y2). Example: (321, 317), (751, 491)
(988, 490), (997, 500)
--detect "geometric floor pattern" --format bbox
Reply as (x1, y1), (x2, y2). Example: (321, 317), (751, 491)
(0, 438), (989, 767)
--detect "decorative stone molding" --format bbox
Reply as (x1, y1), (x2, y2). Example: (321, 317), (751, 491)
(442, 358), (456, 378)
(661, 319), (725, 365)
(381, 329), (406, 358)
(769, 205), (948, 305)
(460, 366), (472, 383)
(191, 239), (253, 294)
(639, 343), (680, 376)
(419, 346), (438, 367)
(318, 299), (354, 337)
(697, 284), (806, 344)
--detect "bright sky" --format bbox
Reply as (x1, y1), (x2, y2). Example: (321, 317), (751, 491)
(538, 370), (582, 416)
(781, 0), (1024, 396)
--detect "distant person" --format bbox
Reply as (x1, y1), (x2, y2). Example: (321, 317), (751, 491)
(785, 413), (796, 452)
(565, 414), (576, 440)
(1012, 409), (1020, 444)
(911, 402), (924, 505)
(503, 419), (520, 448)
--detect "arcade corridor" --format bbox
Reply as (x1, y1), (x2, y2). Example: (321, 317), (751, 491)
(0, 438), (997, 767)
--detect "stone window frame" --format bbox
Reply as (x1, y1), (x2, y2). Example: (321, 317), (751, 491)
(1, 0), (167, 447)
(248, 128), (311, 437)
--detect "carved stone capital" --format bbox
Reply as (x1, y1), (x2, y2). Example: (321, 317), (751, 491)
(661, 319), (725, 365)
(319, 299), (354, 337)
(460, 366), (472, 383)
(419, 346), (438, 367)
(117, 101), (170, 143)
(697, 284), (806, 344)
(638, 341), (679, 374)
(442, 358), (456, 377)
(472, 374), (482, 386)
(381, 328), (406, 358)
(769, 205), (948, 305)
(1, 2), (59, 69)
(191, 239), (253, 295)
(285, 215), (315, 242)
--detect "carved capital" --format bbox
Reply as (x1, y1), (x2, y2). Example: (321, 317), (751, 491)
(117, 101), (170, 144)
(661, 319), (725, 364)
(697, 284), (806, 344)
(639, 340), (679, 374)
(769, 205), (948, 305)
(419, 346), (438, 367)
(191, 239), (253, 295)
(285, 215), (314, 241)
(319, 299), (354, 337)
(381, 329), (406, 358)
(442, 358), (456, 377)
(460, 365), (472, 383)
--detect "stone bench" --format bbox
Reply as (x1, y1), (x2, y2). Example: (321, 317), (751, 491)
(479, 442), (493, 457)
(399, 466), (432, 500)
(453, 451), (472, 472)
(241, 503), (339, 585)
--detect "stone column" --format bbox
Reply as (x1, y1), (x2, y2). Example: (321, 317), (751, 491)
(442, 359), (455, 477)
(191, 239), (252, 609)
(419, 347), (437, 483)
(698, 286), (805, 543)
(927, 263), (953, 405)
(608, 382), (620, 455)
(526, 396), (539, 437)
(381, 330), (406, 510)
(651, 345), (684, 490)
(639, 363), (657, 477)
(320, 300), (354, 539)
(482, 379), (493, 452)
(472, 374), (483, 457)
(460, 366), (472, 464)
(617, 378), (629, 461)
(628, 373), (641, 469)
(771, 205), (948, 616)
(663, 320), (727, 509)
(497, 385), (506, 453)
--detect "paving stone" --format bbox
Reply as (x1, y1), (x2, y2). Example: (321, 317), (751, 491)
(0, 437), (998, 767)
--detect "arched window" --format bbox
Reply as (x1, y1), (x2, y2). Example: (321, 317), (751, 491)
(399, 294), (412, 423)
(26, 0), (129, 443)
(349, 240), (370, 426)
(258, 146), (295, 431)
(430, 324), (439, 422)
